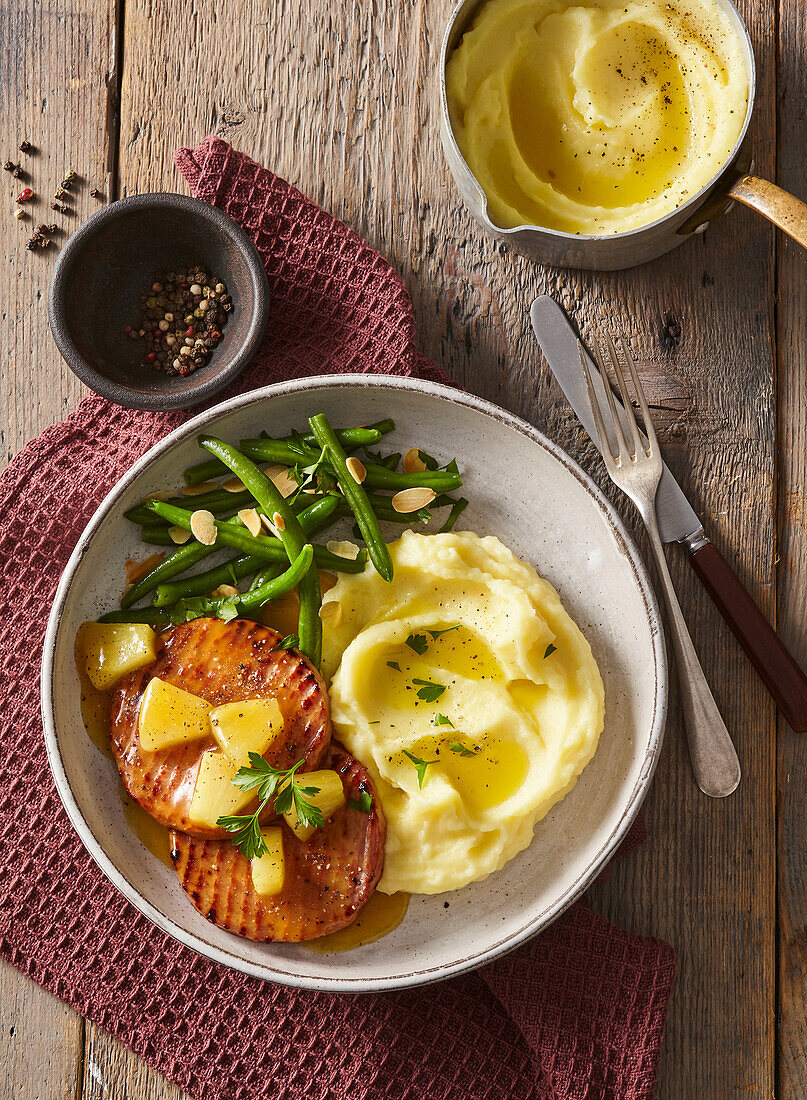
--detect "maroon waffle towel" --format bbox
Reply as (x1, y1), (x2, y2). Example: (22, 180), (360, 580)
(0, 137), (675, 1100)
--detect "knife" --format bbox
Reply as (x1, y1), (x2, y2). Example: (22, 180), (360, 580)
(531, 294), (807, 732)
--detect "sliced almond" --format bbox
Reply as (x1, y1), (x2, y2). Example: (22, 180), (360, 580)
(272, 511), (286, 532)
(319, 601), (343, 627)
(346, 456), (367, 484)
(181, 480), (219, 496)
(168, 525), (191, 545)
(326, 540), (360, 560)
(260, 513), (278, 535)
(142, 489), (172, 503)
(124, 551), (165, 585)
(222, 476), (246, 493)
(190, 509), (217, 545)
(212, 584), (239, 598)
(391, 487), (437, 513)
(237, 508), (263, 537)
(403, 447), (428, 475)
(268, 467), (298, 498)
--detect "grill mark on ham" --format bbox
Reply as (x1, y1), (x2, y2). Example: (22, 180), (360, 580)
(171, 744), (386, 942)
(109, 617), (331, 837)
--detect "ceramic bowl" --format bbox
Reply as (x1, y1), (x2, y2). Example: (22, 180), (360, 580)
(48, 193), (270, 411)
(41, 375), (667, 992)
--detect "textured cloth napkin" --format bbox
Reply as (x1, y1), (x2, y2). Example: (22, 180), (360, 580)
(0, 137), (675, 1100)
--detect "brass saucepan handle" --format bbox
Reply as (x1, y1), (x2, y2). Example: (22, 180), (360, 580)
(728, 175), (807, 250)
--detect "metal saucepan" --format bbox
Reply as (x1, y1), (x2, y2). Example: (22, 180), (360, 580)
(439, 0), (807, 270)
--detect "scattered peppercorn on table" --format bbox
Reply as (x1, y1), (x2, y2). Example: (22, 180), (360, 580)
(0, 0), (804, 1096)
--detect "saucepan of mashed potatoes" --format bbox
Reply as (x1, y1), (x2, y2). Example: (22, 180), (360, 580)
(321, 531), (604, 895)
(444, 0), (749, 236)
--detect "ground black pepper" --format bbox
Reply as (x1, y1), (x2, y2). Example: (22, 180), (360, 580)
(127, 266), (231, 377)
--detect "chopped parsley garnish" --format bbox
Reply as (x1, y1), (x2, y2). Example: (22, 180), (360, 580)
(169, 593), (239, 625)
(428, 626), (459, 640)
(544, 643), (557, 658)
(217, 753), (323, 859)
(387, 660), (402, 672)
(271, 633), (299, 653)
(412, 678), (446, 703)
(433, 713), (455, 728)
(404, 626), (459, 657)
(448, 741), (478, 757)
(347, 790), (373, 814)
(403, 750), (438, 789)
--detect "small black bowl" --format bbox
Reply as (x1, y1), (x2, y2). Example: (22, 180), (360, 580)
(48, 193), (270, 411)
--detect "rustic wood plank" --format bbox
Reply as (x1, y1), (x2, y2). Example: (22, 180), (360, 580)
(80, 1027), (189, 1100)
(775, 0), (807, 1092)
(0, 0), (118, 1095)
(0, 960), (83, 1100)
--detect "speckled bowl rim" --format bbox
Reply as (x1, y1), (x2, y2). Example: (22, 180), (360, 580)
(41, 373), (668, 993)
(47, 192), (270, 411)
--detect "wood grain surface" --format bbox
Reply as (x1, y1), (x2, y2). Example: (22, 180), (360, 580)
(0, 0), (803, 1095)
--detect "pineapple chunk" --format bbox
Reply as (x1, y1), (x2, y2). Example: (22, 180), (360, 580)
(77, 622), (157, 691)
(283, 769), (346, 841)
(138, 677), (211, 752)
(188, 749), (254, 828)
(209, 697), (283, 767)
(250, 826), (285, 895)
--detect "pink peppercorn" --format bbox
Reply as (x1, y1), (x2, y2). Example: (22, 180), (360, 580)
(17, 187), (33, 202)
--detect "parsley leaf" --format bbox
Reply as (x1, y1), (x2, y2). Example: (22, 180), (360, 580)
(405, 633), (429, 655)
(271, 633), (299, 653)
(412, 677), (446, 703)
(387, 660), (402, 672)
(215, 813), (266, 860)
(433, 713), (455, 728)
(347, 790), (373, 814)
(449, 741), (478, 757)
(169, 593), (240, 625)
(218, 754), (323, 858)
(428, 625), (459, 640)
(403, 749), (438, 789)
(544, 643), (557, 658)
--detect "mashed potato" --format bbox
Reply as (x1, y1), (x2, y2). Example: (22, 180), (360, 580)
(445, 0), (748, 234)
(322, 531), (604, 894)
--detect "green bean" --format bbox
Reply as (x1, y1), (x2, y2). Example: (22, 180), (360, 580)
(236, 546), (314, 614)
(248, 565), (283, 590)
(120, 542), (217, 609)
(334, 495), (429, 526)
(181, 456), (231, 487)
(309, 412), (393, 583)
(360, 463), (463, 492)
(98, 607), (171, 626)
(125, 488), (255, 525)
(238, 438), (319, 466)
(138, 525), (177, 546)
(440, 497), (469, 532)
(183, 418), (398, 484)
(197, 436), (324, 666)
(153, 554), (263, 607)
(143, 500), (365, 575)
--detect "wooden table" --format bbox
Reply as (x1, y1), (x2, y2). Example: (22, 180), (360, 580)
(1, 0), (804, 1095)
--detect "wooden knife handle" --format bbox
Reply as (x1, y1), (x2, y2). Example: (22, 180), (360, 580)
(689, 541), (807, 731)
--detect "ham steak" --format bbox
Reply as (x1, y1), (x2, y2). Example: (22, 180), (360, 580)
(109, 617), (331, 837)
(170, 743), (386, 941)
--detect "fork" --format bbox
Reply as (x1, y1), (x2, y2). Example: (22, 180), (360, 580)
(580, 335), (741, 797)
